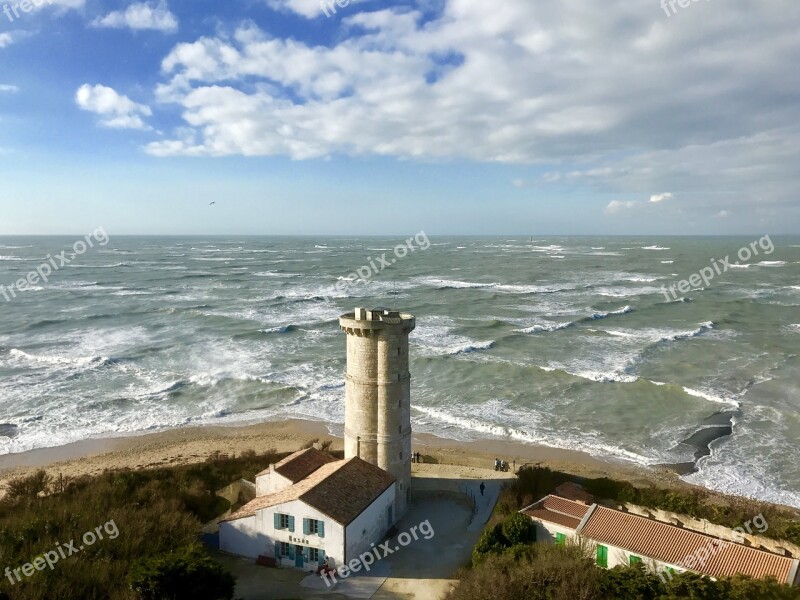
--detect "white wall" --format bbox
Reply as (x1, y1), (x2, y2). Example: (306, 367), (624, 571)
(255, 467), (293, 496)
(534, 520), (579, 545)
(267, 499), (345, 568)
(345, 483), (396, 563)
(219, 515), (265, 559)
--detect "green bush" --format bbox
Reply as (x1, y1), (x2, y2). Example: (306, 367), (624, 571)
(500, 512), (536, 545)
(128, 545), (235, 600)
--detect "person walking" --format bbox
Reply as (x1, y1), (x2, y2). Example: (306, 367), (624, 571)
(479, 482), (485, 496)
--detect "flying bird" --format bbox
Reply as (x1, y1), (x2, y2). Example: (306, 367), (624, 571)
(209, 202), (216, 205)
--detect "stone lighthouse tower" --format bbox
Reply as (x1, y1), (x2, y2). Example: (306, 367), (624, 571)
(339, 307), (415, 520)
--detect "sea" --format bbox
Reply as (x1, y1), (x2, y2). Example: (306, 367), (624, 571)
(0, 235), (798, 508)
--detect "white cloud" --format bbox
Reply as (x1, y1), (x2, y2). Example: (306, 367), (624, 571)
(716, 210), (731, 218)
(265, 0), (323, 18)
(92, 1), (178, 33)
(0, 33), (14, 49)
(75, 84), (153, 130)
(142, 0), (800, 216)
(605, 200), (638, 213)
(0, 84), (19, 93)
(650, 192), (673, 203)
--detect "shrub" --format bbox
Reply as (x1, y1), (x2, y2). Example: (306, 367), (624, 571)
(128, 544), (235, 600)
(500, 512), (536, 546)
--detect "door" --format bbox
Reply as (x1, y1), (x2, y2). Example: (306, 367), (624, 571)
(295, 545), (304, 568)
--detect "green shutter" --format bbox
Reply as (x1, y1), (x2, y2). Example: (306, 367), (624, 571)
(303, 518), (309, 535)
(288, 544), (295, 559)
(319, 521), (325, 538)
(596, 545), (608, 568)
(556, 533), (566, 546)
(275, 542), (280, 558)
(630, 555), (642, 566)
(288, 516), (295, 533)
(319, 549), (326, 562)
(274, 513), (281, 529)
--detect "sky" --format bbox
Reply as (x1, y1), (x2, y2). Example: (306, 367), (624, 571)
(0, 0), (798, 235)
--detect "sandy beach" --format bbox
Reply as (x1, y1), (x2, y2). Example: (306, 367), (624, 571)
(0, 418), (683, 494)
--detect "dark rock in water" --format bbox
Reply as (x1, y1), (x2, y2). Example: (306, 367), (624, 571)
(681, 425), (734, 461)
(0, 423), (19, 438)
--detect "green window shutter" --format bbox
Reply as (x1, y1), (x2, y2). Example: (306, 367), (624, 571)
(303, 518), (309, 535)
(630, 555), (642, 566)
(288, 545), (295, 559)
(556, 533), (566, 546)
(274, 513), (281, 529)
(319, 549), (326, 562)
(275, 542), (280, 558)
(596, 545), (608, 568)
(288, 516), (295, 532)
(319, 521), (325, 538)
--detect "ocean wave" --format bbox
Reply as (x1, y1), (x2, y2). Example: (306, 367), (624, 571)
(417, 277), (571, 294)
(642, 245), (670, 250)
(413, 404), (651, 465)
(590, 305), (633, 319)
(682, 386), (740, 408)
(445, 340), (495, 355)
(66, 262), (132, 269)
(661, 260), (674, 264)
(8, 348), (116, 369)
(259, 325), (299, 334)
(516, 321), (573, 334)
(755, 261), (786, 267)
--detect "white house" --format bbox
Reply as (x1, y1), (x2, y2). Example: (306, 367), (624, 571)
(522, 494), (800, 586)
(220, 448), (396, 571)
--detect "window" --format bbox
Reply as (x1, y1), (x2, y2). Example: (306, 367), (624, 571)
(303, 518), (325, 537)
(596, 545), (608, 568)
(630, 555), (642, 567)
(555, 533), (566, 546)
(274, 513), (294, 531)
(278, 542), (290, 557)
(398, 347), (401, 356)
(399, 451), (403, 460)
(309, 548), (320, 562)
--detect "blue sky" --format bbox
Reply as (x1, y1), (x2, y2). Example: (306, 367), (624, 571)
(0, 0), (798, 235)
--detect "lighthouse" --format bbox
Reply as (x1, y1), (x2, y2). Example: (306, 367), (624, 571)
(339, 307), (415, 520)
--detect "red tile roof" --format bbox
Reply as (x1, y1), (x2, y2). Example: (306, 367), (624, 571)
(554, 482), (594, 504)
(581, 506), (797, 584)
(522, 495), (591, 529)
(225, 457), (395, 526)
(255, 447), (338, 482)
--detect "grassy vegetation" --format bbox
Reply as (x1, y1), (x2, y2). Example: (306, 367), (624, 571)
(497, 466), (800, 547)
(0, 449), (296, 600)
(449, 543), (800, 600)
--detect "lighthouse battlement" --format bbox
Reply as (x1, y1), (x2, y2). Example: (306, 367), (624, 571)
(339, 307), (415, 520)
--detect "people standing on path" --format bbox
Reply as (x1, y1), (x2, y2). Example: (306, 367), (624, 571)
(479, 482), (485, 496)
